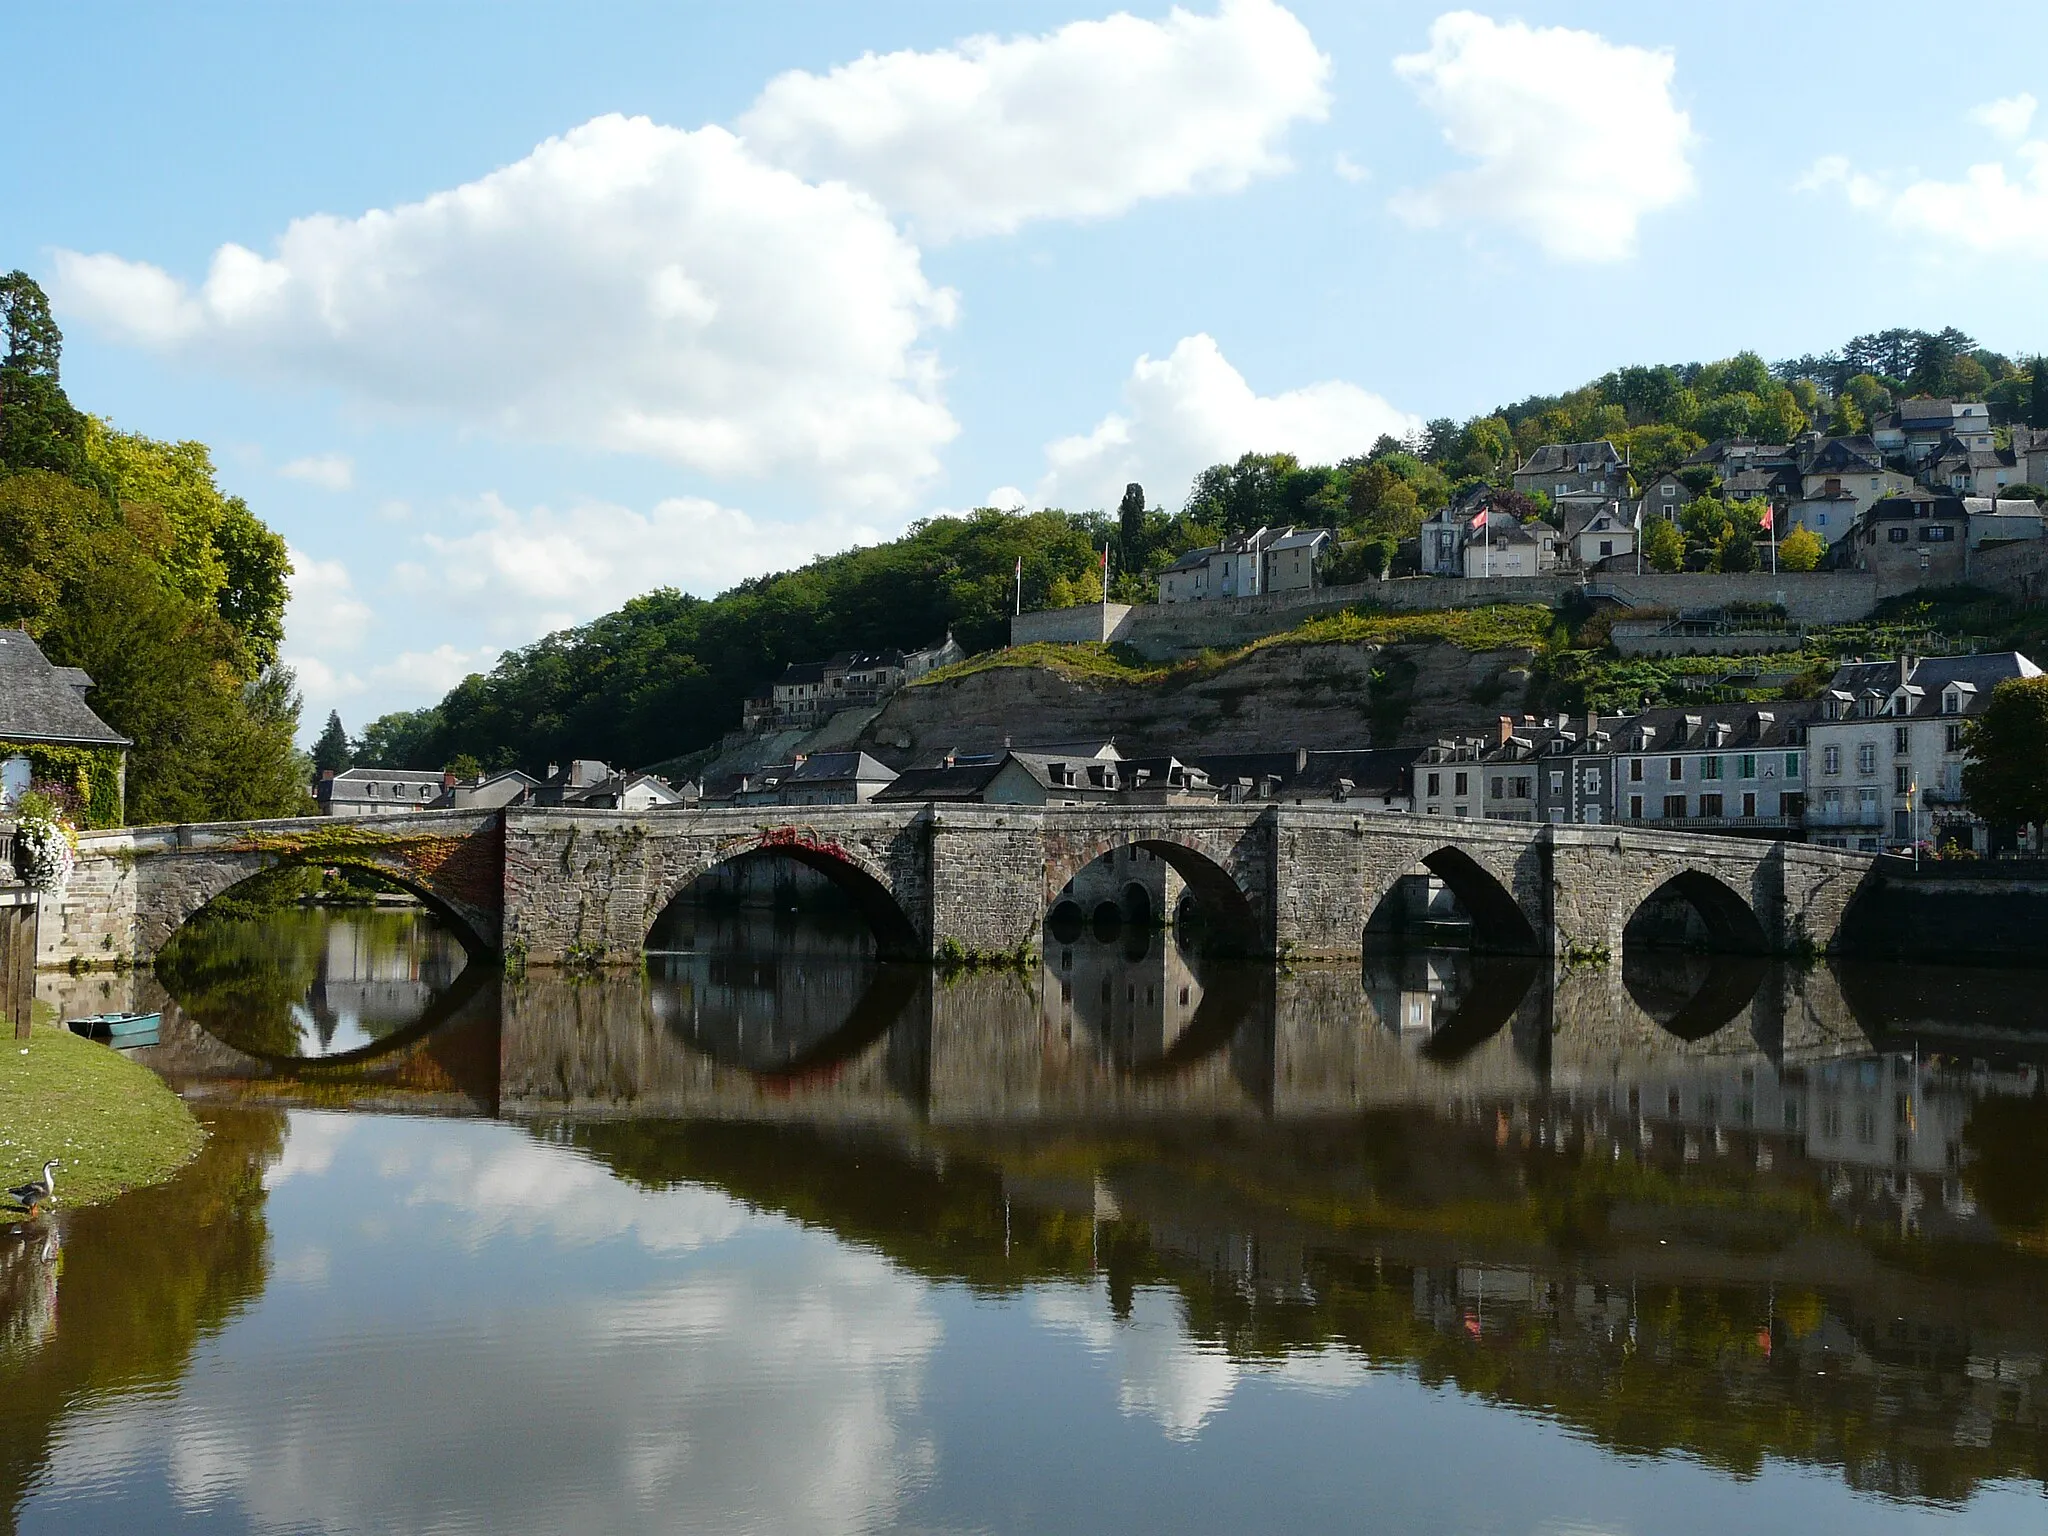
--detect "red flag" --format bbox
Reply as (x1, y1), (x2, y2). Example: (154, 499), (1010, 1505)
(1760, 506), (1774, 532)
(1470, 507), (1488, 531)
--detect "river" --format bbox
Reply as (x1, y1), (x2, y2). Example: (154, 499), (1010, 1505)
(5, 898), (2048, 1534)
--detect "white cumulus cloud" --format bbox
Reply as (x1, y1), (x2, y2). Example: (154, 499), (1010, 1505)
(1388, 11), (1696, 262)
(283, 546), (373, 653)
(52, 115), (957, 506)
(278, 452), (354, 491)
(1035, 333), (1417, 512)
(1972, 92), (2038, 143)
(1801, 97), (2048, 258)
(739, 0), (1329, 240)
(398, 492), (895, 647)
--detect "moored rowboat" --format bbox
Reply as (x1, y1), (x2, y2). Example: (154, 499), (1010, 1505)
(66, 1012), (162, 1047)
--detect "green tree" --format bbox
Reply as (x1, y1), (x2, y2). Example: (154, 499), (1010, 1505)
(1825, 391), (1867, 436)
(1698, 393), (1761, 442)
(1641, 516), (1685, 572)
(1622, 423), (1705, 481)
(445, 753), (483, 781)
(356, 707), (446, 770)
(1842, 373), (1892, 426)
(0, 271), (93, 482)
(1184, 452), (1300, 534)
(1715, 521), (1759, 571)
(312, 711), (354, 775)
(1777, 526), (1825, 571)
(1962, 676), (2048, 831)
(1116, 482), (1146, 574)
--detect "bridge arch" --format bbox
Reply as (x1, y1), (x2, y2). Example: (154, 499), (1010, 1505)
(1623, 868), (1770, 955)
(644, 837), (924, 961)
(151, 850), (496, 959)
(1047, 834), (1263, 957)
(1362, 844), (1541, 954)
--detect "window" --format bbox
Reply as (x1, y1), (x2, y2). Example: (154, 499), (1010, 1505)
(1490, 777), (1504, 799)
(1663, 794), (1687, 818)
(1668, 757), (1683, 779)
(1742, 791), (1757, 818)
(1702, 755), (1722, 780)
(1454, 771), (1468, 796)
(1514, 776), (1532, 799)
(1629, 758), (1644, 782)
(1629, 794), (1644, 819)
(1426, 772), (1440, 797)
(1817, 512), (1828, 526)
(1895, 765), (1911, 793)
(1785, 751), (1800, 778)
(1894, 726), (1910, 754)
(1549, 771), (1564, 794)
(1945, 723), (1964, 752)
(1823, 745), (1840, 775)
(1662, 482), (1677, 498)
(1738, 754), (1756, 779)
(1599, 539), (1613, 557)
(1858, 744), (1877, 775)
(1920, 525), (1952, 541)
(1700, 793), (1724, 817)
(1889, 527), (1910, 543)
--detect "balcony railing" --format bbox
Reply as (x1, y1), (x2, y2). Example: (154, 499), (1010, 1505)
(1805, 804), (1887, 828)
(1623, 814), (1801, 832)
(0, 822), (17, 886)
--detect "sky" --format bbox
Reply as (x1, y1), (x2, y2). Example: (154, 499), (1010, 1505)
(9, 1), (2048, 740)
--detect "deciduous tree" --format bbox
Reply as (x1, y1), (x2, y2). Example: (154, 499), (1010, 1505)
(1963, 676), (2048, 831)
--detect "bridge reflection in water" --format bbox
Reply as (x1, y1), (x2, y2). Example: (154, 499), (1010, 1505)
(30, 905), (2048, 1508)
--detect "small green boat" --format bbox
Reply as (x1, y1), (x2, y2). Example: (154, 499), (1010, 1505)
(66, 1011), (162, 1048)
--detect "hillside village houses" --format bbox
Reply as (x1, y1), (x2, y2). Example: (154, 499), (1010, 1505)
(1155, 526), (1332, 604)
(744, 634), (964, 733)
(1410, 651), (2039, 854)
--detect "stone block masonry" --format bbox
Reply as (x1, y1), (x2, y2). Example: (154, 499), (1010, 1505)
(48, 804), (1881, 974)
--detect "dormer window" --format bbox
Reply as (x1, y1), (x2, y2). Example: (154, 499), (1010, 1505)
(1943, 689), (1962, 714)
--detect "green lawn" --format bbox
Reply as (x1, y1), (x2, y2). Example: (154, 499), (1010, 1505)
(0, 1012), (204, 1220)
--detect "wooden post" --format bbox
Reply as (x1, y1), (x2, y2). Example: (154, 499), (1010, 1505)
(3, 897), (35, 1040)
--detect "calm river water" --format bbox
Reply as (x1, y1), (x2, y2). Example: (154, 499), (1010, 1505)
(7, 900), (2048, 1535)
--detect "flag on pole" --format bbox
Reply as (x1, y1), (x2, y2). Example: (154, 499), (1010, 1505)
(1759, 507), (1774, 532)
(1469, 507), (1488, 530)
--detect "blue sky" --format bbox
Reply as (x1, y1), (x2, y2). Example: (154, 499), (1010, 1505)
(9, 1), (2048, 737)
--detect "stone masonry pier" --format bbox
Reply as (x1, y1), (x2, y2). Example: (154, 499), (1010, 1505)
(39, 804), (1879, 971)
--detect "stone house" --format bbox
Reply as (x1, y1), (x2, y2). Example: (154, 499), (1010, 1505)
(1849, 492), (1970, 589)
(316, 767), (445, 815)
(0, 630), (130, 823)
(1156, 526), (1332, 604)
(730, 751), (898, 807)
(1807, 652), (2043, 853)
(1637, 471), (1695, 525)
(1512, 441), (1626, 502)
(749, 633), (962, 732)
(1563, 499), (1639, 568)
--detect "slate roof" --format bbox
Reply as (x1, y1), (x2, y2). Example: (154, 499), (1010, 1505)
(1897, 397), (1956, 426)
(1517, 440), (1623, 475)
(1825, 653), (2042, 718)
(787, 751), (896, 785)
(1805, 435), (1884, 474)
(0, 630), (130, 748)
(777, 661), (827, 686)
(872, 761), (1007, 802)
(1620, 701), (1819, 752)
(1864, 492), (1967, 523)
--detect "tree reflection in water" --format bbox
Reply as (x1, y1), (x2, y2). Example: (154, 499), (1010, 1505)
(30, 898), (2048, 1518)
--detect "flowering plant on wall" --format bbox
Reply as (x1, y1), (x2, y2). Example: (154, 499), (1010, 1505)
(12, 784), (80, 893)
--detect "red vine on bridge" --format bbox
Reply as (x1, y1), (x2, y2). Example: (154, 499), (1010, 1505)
(752, 826), (853, 862)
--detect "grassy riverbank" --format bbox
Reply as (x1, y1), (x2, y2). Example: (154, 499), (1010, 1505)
(1, 1014), (205, 1221)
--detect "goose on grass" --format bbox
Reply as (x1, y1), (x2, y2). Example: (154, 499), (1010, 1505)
(7, 1160), (60, 1216)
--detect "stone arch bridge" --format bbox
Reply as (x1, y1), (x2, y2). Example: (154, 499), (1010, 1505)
(37, 804), (1878, 970)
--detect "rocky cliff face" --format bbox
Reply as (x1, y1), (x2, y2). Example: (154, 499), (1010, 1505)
(856, 641), (1536, 765)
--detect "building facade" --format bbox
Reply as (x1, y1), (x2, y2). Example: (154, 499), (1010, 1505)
(1806, 653), (2043, 852)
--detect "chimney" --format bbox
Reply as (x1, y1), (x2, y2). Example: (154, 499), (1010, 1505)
(1585, 710), (1598, 740)
(546, 762), (560, 779)
(1498, 715), (1515, 745)
(442, 770), (458, 789)
(320, 768), (336, 782)
(1898, 654), (1911, 687)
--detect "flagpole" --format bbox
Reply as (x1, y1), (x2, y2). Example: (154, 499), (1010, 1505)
(1015, 555), (1022, 617)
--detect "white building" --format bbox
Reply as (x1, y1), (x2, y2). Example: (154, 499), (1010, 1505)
(1806, 653), (2042, 852)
